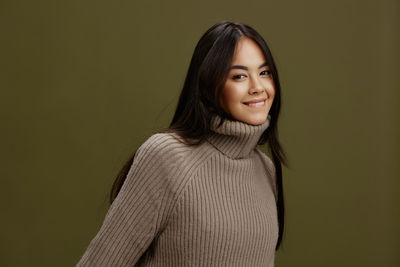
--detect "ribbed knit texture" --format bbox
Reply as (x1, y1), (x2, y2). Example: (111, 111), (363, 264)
(77, 114), (278, 267)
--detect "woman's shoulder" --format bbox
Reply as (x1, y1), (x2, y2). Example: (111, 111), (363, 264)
(136, 132), (196, 164)
(132, 132), (206, 192)
(255, 148), (277, 197)
(255, 149), (275, 173)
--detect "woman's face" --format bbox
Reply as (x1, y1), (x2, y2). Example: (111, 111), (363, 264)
(219, 37), (275, 125)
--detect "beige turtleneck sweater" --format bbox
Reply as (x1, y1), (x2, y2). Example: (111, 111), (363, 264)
(76, 114), (278, 267)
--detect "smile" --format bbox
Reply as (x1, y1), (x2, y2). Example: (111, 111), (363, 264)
(244, 100), (265, 108)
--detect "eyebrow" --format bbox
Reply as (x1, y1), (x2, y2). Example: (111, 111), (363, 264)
(229, 62), (269, 70)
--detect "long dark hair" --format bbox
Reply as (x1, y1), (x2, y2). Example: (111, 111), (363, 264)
(109, 21), (289, 250)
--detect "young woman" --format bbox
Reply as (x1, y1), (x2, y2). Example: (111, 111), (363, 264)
(77, 20), (289, 267)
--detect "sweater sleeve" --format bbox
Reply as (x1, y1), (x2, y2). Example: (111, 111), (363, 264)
(76, 134), (181, 267)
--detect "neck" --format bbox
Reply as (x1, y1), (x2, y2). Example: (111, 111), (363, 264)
(205, 114), (271, 159)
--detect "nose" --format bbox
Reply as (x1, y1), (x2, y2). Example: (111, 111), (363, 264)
(248, 75), (264, 95)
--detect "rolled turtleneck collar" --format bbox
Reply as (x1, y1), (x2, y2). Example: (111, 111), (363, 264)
(205, 114), (271, 159)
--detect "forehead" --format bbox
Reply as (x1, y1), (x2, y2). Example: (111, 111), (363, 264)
(231, 37), (266, 65)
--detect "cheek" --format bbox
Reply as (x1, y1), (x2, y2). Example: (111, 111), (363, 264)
(223, 84), (244, 105)
(221, 92), (234, 111)
(269, 88), (275, 99)
(266, 82), (276, 99)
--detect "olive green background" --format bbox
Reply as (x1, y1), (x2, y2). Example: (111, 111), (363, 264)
(1, 0), (399, 266)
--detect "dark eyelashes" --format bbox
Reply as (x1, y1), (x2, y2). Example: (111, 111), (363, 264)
(260, 70), (272, 76)
(232, 74), (245, 80)
(232, 70), (271, 80)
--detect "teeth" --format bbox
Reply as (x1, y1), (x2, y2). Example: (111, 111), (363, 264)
(247, 101), (264, 107)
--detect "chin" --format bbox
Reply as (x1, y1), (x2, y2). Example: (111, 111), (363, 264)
(247, 120), (266, 126)
(229, 109), (269, 125)
(242, 116), (267, 125)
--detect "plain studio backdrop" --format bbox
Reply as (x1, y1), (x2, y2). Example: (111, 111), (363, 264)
(0, 0), (399, 266)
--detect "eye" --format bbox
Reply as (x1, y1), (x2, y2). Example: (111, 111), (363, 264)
(232, 74), (246, 80)
(260, 70), (272, 76)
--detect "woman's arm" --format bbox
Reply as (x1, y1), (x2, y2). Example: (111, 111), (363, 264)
(76, 134), (179, 266)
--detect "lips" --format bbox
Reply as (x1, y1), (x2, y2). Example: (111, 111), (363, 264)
(243, 98), (267, 108)
(243, 98), (267, 104)
(244, 100), (265, 108)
